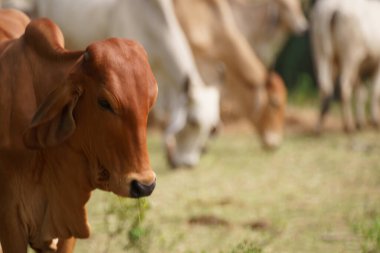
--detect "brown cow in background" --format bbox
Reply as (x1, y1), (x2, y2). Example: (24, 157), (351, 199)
(0, 15), (157, 253)
(174, 0), (287, 148)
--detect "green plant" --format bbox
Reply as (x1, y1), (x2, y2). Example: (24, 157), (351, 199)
(125, 198), (153, 253)
(353, 213), (380, 253)
(221, 240), (262, 253)
(103, 197), (152, 253)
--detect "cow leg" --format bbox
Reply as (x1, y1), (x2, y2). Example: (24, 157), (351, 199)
(0, 219), (28, 253)
(56, 238), (76, 253)
(354, 84), (368, 130)
(339, 63), (357, 133)
(315, 58), (335, 134)
(370, 71), (380, 128)
(32, 237), (76, 253)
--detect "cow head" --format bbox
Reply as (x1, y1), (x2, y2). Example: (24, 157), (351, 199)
(23, 39), (158, 198)
(255, 72), (287, 149)
(275, 0), (308, 34)
(109, 0), (221, 168)
(165, 77), (220, 168)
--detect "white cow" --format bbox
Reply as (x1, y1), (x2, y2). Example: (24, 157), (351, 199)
(1, 0), (33, 16)
(311, 0), (380, 132)
(35, 0), (220, 168)
(230, 0), (308, 66)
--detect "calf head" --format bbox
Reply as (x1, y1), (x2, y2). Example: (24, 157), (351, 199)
(276, 0), (308, 34)
(256, 72), (287, 149)
(24, 38), (158, 198)
(165, 77), (220, 168)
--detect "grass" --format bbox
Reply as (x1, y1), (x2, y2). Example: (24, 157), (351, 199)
(352, 212), (380, 253)
(67, 116), (380, 253)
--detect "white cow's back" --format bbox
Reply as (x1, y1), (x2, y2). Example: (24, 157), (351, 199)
(36, 0), (202, 118)
(36, 0), (116, 50)
(339, 0), (380, 57)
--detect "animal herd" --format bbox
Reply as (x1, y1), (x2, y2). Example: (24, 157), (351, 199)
(0, 0), (378, 252)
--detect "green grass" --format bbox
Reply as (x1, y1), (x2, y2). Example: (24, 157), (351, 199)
(67, 126), (380, 253)
(352, 212), (380, 253)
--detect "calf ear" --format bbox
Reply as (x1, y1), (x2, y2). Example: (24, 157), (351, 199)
(23, 84), (82, 149)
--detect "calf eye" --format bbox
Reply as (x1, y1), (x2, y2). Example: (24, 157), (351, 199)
(98, 99), (114, 113)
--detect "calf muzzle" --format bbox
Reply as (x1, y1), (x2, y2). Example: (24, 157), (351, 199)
(130, 179), (156, 198)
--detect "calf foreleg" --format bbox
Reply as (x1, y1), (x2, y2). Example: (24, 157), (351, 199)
(0, 218), (28, 253)
(35, 238), (76, 253)
(56, 238), (76, 253)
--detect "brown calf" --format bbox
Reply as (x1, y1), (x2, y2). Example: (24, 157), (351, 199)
(0, 17), (157, 252)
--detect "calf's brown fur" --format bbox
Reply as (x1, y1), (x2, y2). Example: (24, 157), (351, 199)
(0, 18), (157, 253)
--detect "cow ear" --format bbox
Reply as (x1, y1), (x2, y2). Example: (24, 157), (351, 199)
(23, 84), (82, 149)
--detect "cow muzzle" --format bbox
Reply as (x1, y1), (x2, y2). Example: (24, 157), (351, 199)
(165, 134), (200, 169)
(130, 179), (156, 198)
(262, 131), (283, 150)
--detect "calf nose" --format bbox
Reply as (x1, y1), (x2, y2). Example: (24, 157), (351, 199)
(130, 179), (156, 198)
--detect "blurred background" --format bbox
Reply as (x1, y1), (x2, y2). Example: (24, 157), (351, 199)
(1, 0), (380, 252)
